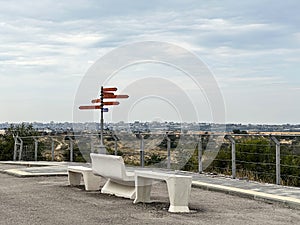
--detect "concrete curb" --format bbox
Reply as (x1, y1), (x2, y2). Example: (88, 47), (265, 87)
(1, 168), (67, 177)
(192, 181), (300, 209)
(0, 161), (88, 177)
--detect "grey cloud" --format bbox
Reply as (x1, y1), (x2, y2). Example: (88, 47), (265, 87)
(0, 0), (299, 122)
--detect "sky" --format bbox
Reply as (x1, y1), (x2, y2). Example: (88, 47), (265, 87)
(0, 0), (300, 124)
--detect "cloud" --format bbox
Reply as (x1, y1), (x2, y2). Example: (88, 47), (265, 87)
(0, 0), (299, 123)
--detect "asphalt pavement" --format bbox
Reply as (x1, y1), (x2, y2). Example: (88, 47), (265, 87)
(0, 161), (299, 225)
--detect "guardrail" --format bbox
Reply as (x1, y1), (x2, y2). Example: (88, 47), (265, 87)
(13, 132), (300, 187)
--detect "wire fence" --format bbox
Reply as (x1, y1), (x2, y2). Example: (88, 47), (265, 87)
(11, 132), (300, 187)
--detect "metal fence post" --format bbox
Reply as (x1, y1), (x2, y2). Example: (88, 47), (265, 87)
(166, 134), (171, 169)
(69, 138), (74, 162)
(91, 140), (95, 153)
(18, 137), (23, 161)
(140, 135), (144, 168)
(227, 135), (236, 179)
(34, 138), (38, 161)
(198, 135), (203, 173)
(113, 135), (118, 156)
(51, 138), (55, 161)
(270, 136), (281, 185)
(13, 135), (17, 161)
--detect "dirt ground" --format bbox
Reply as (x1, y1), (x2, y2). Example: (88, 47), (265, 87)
(0, 172), (299, 225)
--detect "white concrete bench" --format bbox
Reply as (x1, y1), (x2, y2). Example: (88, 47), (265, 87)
(68, 166), (101, 191)
(133, 171), (192, 213)
(90, 153), (135, 199)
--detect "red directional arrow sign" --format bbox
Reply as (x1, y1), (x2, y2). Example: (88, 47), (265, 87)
(91, 95), (129, 103)
(103, 101), (119, 105)
(79, 105), (101, 110)
(79, 106), (109, 111)
(82, 102), (119, 106)
(103, 87), (117, 92)
(79, 86), (128, 150)
(91, 99), (100, 103)
(104, 94), (129, 99)
(102, 92), (115, 96)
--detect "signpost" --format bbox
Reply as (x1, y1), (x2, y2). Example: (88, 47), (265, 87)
(79, 106), (109, 110)
(79, 86), (129, 153)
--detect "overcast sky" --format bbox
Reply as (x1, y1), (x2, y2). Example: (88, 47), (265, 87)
(0, 0), (299, 124)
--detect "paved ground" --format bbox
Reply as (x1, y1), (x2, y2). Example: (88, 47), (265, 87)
(1, 161), (300, 208)
(0, 171), (299, 225)
(0, 162), (300, 224)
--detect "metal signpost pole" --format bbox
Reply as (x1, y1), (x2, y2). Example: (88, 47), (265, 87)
(99, 86), (106, 154)
(79, 86), (128, 155)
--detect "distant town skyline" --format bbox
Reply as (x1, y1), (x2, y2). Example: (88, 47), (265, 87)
(1, 1), (299, 124)
(1, 121), (300, 134)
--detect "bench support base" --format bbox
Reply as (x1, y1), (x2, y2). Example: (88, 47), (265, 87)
(101, 179), (135, 199)
(68, 166), (101, 191)
(134, 172), (192, 213)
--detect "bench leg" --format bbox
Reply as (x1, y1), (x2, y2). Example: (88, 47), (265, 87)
(133, 177), (152, 204)
(101, 179), (136, 199)
(166, 177), (192, 213)
(82, 173), (101, 191)
(68, 171), (82, 186)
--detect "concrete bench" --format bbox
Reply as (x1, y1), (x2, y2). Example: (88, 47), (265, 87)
(68, 166), (101, 191)
(90, 153), (135, 199)
(133, 170), (192, 213)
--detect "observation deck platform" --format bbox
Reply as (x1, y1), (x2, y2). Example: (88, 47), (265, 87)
(0, 161), (299, 209)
